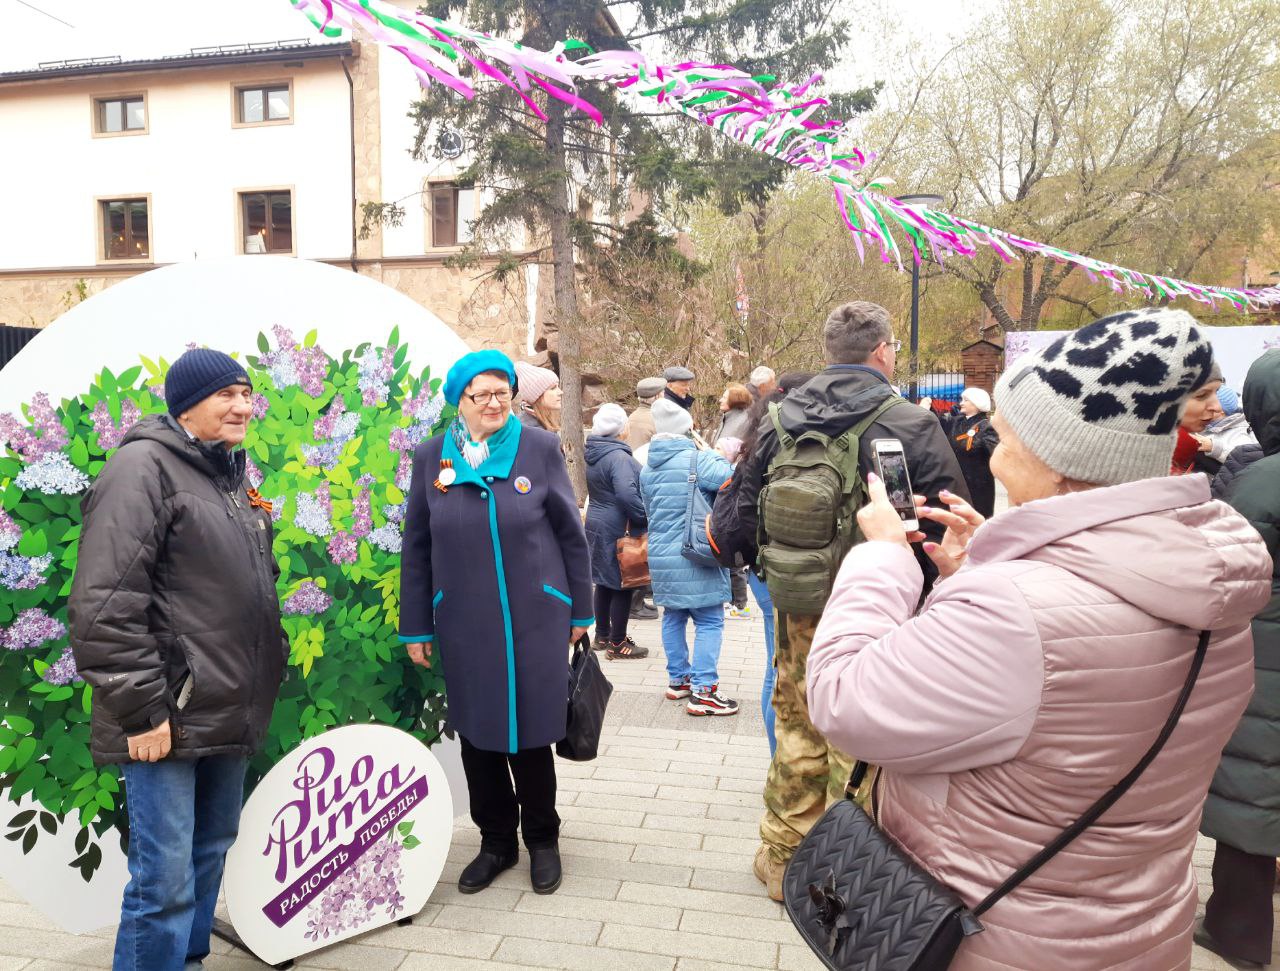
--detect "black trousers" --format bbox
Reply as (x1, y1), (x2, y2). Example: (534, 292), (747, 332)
(459, 736), (560, 854)
(1204, 840), (1275, 965)
(593, 585), (634, 644)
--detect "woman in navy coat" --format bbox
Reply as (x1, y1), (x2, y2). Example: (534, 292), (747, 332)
(584, 403), (648, 659)
(400, 350), (592, 897)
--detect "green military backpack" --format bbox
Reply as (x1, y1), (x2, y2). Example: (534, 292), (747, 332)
(757, 396), (902, 616)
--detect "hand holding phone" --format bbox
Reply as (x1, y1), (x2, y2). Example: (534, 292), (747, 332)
(872, 439), (919, 531)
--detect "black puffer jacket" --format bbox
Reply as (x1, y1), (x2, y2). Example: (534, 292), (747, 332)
(711, 365), (969, 589)
(1211, 443), (1263, 501)
(69, 415), (287, 765)
(1202, 350), (1280, 855)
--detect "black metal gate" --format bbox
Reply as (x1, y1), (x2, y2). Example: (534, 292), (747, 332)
(0, 326), (40, 370)
(903, 355), (965, 405)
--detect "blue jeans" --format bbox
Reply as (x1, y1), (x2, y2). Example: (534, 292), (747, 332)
(661, 605), (725, 693)
(747, 571), (777, 756)
(115, 754), (246, 971)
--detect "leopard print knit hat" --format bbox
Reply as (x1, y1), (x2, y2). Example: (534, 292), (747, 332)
(994, 307), (1215, 485)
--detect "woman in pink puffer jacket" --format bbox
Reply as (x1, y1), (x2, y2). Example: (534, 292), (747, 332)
(808, 308), (1273, 971)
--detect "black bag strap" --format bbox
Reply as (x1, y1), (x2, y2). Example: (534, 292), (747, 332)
(846, 628), (1211, 918)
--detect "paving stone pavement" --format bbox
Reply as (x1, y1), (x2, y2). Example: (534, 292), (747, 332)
(0, 604), (1271, 969)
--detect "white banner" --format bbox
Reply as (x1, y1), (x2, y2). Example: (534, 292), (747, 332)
(1005, 324), (1280, 394)
(224, 724), (453, 965)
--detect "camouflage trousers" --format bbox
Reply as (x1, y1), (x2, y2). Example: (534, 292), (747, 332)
(759, 612), (869, 865)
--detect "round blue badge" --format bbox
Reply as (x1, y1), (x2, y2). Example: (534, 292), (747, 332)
(514, 476), (532, 494)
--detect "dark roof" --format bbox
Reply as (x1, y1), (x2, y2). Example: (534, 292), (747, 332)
(961, 337), (1005, 352)
(0, 39), (353, 84)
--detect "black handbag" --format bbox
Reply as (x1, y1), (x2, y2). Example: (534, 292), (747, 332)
(784, 628), (1212, 970)
(556, 635), (613, 762)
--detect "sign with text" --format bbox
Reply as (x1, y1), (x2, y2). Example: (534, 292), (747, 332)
(224, 724), (452, 964)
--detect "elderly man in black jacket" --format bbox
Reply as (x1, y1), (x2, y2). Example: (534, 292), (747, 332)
(714, 301), (968, 901)
(69, 348), (287, 971)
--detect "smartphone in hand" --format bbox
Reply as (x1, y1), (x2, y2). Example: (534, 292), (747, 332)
(873, 438), (919, 531)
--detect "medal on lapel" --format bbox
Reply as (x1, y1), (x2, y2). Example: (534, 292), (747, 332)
(514, 476), (532, 494)
(435, 459), (456, 492)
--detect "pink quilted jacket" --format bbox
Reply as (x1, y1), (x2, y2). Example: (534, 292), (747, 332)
(808, 475), (1271, 971)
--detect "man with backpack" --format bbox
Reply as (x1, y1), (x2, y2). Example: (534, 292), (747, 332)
(712, 301), (968, 900)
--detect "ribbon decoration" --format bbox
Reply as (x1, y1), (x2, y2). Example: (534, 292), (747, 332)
(285, 0), (1280, 313)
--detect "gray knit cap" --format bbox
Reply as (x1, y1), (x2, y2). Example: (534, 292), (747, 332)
(995, 307), (1214, 485)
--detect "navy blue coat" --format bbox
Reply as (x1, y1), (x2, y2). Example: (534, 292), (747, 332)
(584, 435), (646, 589)
(399, 417), (593, 754)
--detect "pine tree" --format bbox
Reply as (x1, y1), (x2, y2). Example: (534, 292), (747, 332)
(396, 0), (875, 494)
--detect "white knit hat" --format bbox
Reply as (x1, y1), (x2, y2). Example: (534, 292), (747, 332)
(591, 403), (627, 437)
(961, 387), (992, 413)
(994, 307), (1215, 485)
(650, 397), (694, 436)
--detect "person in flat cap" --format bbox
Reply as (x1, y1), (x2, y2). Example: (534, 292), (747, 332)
(626, 377), (665, 450)
(663, 366), (696, 411)
(400, 349), (592, 898)
(69, 347), (288, 971)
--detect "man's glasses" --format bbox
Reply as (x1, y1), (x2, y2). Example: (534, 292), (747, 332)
(465, 389), (513, 406)
(883, 339), (903, 353)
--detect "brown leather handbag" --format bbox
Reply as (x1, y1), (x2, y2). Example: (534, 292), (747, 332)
(616, 529), (650, 589)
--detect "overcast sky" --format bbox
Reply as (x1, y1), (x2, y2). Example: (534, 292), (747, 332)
(2, 0), (990, 81)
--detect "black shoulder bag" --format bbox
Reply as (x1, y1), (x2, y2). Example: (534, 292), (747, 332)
(784, 629), (1211, 971)
(556, 634), (613, 762)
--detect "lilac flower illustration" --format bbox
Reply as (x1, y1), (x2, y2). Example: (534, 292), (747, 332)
(245, 456), (265, 489)
(1, 608), (66, 651)
(42, 647), (81, 686)
(356, 346), (395, 407)
(261, 325), (329, 397)
(327, 530), (357, 565)
(367, 523), (402, 555)
(251, 393), (270, 419)
(302, 834), (409, 942)
(90, 399), (142, 451)
(0, 392), (68, 464)
(282, 581), (333, 616)
(15, 453), (90, 495)
(382, 502), (406, 524)
(352, 477), (373, 539)
(294, 482), (332, 538)
(0, 509), (20, 552)
(305, 397), (361, 470)
(0, 552), (52, 591)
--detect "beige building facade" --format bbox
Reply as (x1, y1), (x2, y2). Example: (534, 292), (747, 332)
(0, 29), (537, 353)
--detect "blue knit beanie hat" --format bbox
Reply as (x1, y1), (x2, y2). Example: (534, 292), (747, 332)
(165, 348), (251, 417)
(1217, 385), (1242, 416)
(443, 350), (517, 406)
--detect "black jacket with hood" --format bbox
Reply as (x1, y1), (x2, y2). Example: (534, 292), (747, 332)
(710, 365), (969, 590)
(1202, 349), (1280, 855)
(68, 414), (287, 765)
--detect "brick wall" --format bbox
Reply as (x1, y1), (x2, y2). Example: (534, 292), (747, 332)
(961, 341), (1003, 397)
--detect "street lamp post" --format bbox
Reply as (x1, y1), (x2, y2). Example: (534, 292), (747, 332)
(896, 194), (945, 401)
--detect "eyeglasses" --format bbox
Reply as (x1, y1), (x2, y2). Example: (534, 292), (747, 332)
(464, 389), (513, 406)
(882, 339), (903, 353)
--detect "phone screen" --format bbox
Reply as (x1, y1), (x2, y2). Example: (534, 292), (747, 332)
(876, 449), (916, 521)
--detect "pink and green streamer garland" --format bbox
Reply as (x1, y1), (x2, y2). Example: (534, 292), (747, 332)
(285, 0), (1280, 313)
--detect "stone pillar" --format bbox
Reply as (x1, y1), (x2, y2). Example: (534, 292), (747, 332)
(348, 40), (383, 269)
(961, 340), (1003, 397)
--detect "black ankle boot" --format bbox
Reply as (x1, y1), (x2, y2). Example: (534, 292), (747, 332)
(529, 844), (562, 895)
(458, 847), (518, 894)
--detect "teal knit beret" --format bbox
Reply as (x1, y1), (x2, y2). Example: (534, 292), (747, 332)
(443, 350), (517, 406)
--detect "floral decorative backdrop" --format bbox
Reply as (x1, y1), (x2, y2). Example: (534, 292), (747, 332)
(0, 325), (449, 881)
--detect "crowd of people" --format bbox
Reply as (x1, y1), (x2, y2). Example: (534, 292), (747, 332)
(64, 298), (1280, 970)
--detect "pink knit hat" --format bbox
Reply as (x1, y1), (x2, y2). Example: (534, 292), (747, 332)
(514, 361), (559, 405)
